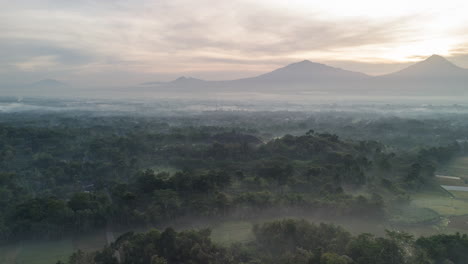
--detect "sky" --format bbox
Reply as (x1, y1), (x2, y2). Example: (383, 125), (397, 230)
(2, 0), (468, 86)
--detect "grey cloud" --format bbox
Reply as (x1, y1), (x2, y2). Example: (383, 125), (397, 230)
(1, 0), (464, 85)
(153, 6), (420, 58)
(189, 57), (291, 66)
(0, 1), (421, 61)
(0, 40), (95, 66)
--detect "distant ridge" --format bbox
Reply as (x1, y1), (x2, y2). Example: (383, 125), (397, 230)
(31, 79), (66, 87)
(141, 76), (206, 87)
(141, 55), (468, 95)
(170, 76), (205, 84)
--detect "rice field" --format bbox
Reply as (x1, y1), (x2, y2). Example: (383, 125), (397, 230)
(436, 176), (468, 187)
(389, 206), (440, 225)
(411, 192), (468, 216)
(451, 191), (468, 200)
(442, 185), (468, 192)
(439, 156), (468, 180)
(411, 156), (468, 217)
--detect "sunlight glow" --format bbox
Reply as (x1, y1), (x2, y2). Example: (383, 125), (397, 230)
(264, 0), (468, 62)
(3, 0), (468, 80)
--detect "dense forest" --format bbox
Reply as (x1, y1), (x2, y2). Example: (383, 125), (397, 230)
(61, 219), (468, 264)
(1, 102), (468, 264)
(0, 111), (461, 242)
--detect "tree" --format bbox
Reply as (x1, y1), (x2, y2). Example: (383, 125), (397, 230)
(151, 255), (168, 264)
(321, 252), (352, 264)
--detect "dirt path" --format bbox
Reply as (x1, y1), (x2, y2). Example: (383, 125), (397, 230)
(448, 215), (468, 230)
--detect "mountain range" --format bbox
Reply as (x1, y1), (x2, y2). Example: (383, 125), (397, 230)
(144, 55), (468, 95)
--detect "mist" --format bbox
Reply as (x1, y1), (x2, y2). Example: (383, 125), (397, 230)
(3, 1), (468, 264)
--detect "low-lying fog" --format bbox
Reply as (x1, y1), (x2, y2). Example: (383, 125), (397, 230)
(2, 95), (468, 117)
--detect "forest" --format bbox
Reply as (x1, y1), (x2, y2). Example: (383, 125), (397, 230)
(5, 0), (468, 262)
(64, 219), (468, 264)
(1, 100), (468, 263)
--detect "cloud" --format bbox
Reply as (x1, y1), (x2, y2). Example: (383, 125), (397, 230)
(0, 40), (94, 67)
(14, 56), (59, 71)
(1, 0), (468, 85)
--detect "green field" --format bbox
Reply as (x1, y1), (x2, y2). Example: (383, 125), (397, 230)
(409, 156), (468, 217)
(439, 156), (468, 179)
(436, 177), (467, 186)
(211, 221), (254, 245)
(411, 192), (468, 216)
(389, 205), (440, 225)
(450, 190), (468, 200)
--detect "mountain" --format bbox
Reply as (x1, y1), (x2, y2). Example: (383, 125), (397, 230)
(141, 76), (206, 89)
(144, 55), (468, 95)
(30, 79), (67, 88)
(145, 60), (370, 92)
(373, 55), (468, 95)
(219, 60), (370, 92)
(247, 60), (369, 81)
(383, 55), (468, 78)
(169, 76), (206, 85)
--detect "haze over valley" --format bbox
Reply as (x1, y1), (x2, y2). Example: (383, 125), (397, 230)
(3, 1), (468, 264)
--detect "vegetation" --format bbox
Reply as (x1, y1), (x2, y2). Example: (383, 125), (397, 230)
(0, 115), (459, 242)
(59, 219), (468, 264)
(2, 102), (468, 263)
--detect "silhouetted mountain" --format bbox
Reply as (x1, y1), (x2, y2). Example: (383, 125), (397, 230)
(144, 55), (468, 95)
(30, 79), (67, 88)
(170, 76), (206, 84)
(383, 55), (468, 78)
(219, 60), (370, 92)
(248, 60), (369, 81)
(142, 76), (206, 89)
(373, 55), (468, 95)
